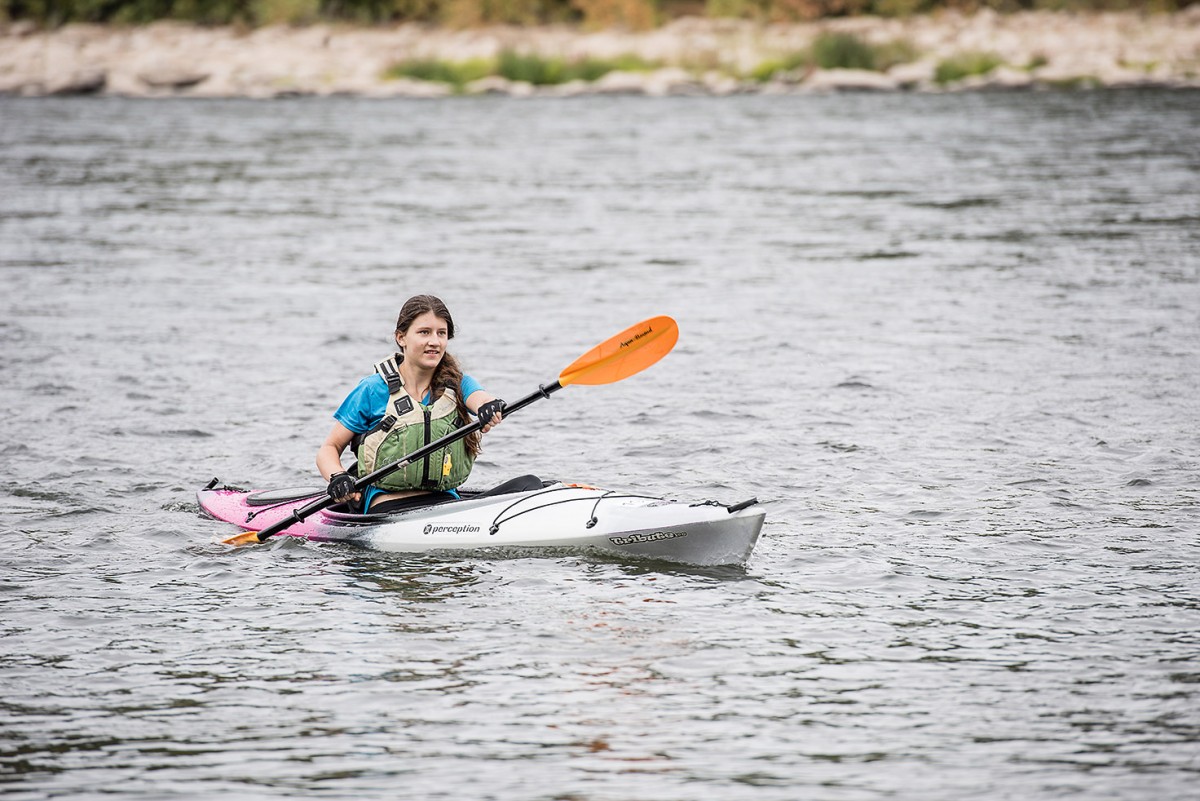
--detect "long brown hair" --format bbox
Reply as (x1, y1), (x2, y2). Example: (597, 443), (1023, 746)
(395, 294), (481, 456)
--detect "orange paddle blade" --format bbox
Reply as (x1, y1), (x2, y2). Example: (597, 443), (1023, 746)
(558, 316), (678, 387)
(222, 530), (263, 547)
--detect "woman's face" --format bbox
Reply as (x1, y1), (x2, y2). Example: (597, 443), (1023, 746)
(397, 311), (450, 371)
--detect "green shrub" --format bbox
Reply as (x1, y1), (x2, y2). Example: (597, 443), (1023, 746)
(748, 50), (813, 81)
(935, 51), (1003, 83)
(496, 51), (565, 84)
(497, 51), (656, 84)
(570, 0), (657, 29)
(871, 0), (931, 15)
(749, 59), (786, 81)
(384, 51), (658, 88)
(385, 0), (438, 21)
(704, 0), (766, 16)
(253, 0), (319, 23)
(872, 38), (918, 70)
(812, 32), (877, 70)
(383, 58), (493, 87)
(1026, 54), (1050, 70)
(440, 0), (557, 25)
(759, 34), (916, 77)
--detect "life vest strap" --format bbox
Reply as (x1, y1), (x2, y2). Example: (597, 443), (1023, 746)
(377, 354), (404, 395)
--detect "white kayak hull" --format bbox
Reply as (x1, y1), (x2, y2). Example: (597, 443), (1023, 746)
(198, 482), (765, 567)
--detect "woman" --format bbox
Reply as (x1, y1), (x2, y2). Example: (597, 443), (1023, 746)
(317, 295), (505, 513)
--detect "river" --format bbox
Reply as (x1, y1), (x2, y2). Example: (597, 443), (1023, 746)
(1, 91), (1198, 799)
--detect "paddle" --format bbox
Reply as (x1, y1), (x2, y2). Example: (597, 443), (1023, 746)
(222, 315), (679, 546)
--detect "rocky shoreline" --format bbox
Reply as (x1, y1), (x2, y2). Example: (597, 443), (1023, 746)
(2, 10), (1198, 98)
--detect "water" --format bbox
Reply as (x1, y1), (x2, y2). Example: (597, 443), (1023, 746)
(2, 91), (1198, 799)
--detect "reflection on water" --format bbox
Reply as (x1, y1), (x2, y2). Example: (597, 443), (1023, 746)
(1, 91), (1198, 799)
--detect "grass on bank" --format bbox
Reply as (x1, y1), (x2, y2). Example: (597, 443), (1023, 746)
(383, 57), (493, 86)
(750, 32), (918, 81)
(389, 33), (932, 89)
(497, 50), (658, 84)
(384, 51), (660, 88)
(748, 36), (1013, 86)
(934, 51), (1004, 83)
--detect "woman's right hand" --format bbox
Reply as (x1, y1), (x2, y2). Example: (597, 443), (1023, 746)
(476, 398), (506, 433)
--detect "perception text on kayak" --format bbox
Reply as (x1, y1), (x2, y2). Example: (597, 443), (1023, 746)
(609, 530), (687, 546)
(423, 523), (483, 535)
(620, 325), (654, 348)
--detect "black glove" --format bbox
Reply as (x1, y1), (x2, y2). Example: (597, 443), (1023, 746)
(476, 399), (506, 427)
(327, 472), (356, 502)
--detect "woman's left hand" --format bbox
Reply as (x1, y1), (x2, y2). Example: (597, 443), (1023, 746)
(476, 399), (506, 433)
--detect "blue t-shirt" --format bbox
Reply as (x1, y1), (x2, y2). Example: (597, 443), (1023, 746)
(334, 373), (483, 433)
(334, 373), (484, 509)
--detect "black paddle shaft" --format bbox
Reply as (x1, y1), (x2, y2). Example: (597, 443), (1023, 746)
(251, 381), (565, 541)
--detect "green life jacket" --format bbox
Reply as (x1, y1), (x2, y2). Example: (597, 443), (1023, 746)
(354, 355), (474, 492)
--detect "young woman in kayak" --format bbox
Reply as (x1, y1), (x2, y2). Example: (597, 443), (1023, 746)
(316, 294), (505, 513)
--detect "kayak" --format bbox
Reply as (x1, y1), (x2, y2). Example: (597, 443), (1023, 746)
(198, 479), (765, 567)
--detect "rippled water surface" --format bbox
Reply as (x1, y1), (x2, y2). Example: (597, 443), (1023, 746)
(2, 92), (1199, 799)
